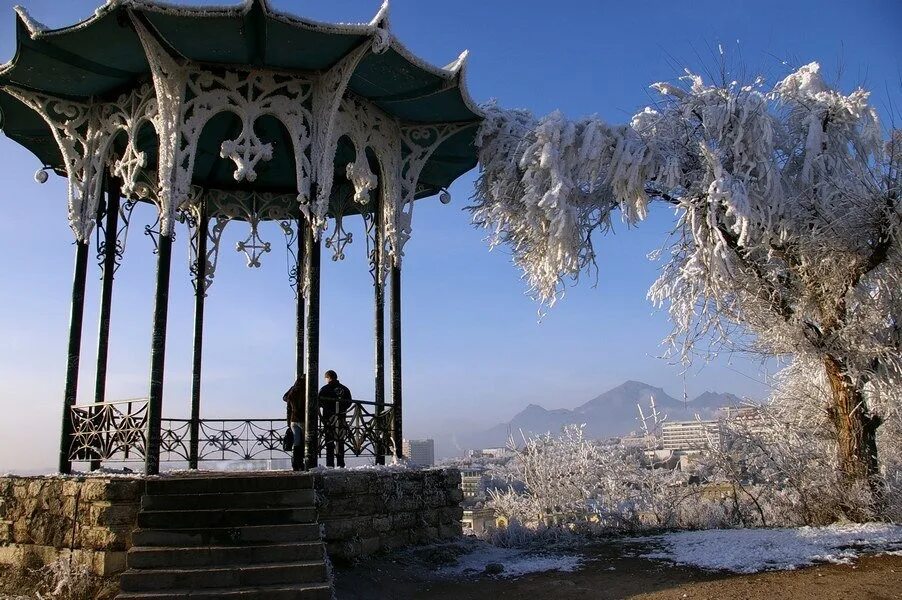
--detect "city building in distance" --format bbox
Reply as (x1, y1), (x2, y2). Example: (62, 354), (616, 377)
(403, 439), (435, 467)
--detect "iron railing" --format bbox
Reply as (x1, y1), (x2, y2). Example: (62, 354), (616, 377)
(68, 398), (148, 462)
(67, 398), (394, 465)
(319, 398), (395, 456)
(160, 418), (286, 462)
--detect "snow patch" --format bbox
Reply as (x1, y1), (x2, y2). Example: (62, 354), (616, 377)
(13, 5), (48, 34)
(439, 544), (583, 578)
(638, 523), (902, 573)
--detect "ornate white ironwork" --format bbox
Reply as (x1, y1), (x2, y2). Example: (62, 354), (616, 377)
(310, 42), (371, 231)
(204, 189), (295, 268)
(1, 88), (109, 242)
(130, 15), (189, 239)
(132, 15), (315, 238)
(104, 83), (159, 201)
(4, 12), (471, 275)
(320, 96), (404, 274)
(392, 123), (473, 261)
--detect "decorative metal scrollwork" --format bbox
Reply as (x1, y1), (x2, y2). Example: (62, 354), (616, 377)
(319, 399), (394, 457)
(69, 399), (148, 462)
(68, 398), (392, 465)
(363, 208), (379, 284)
(280, 219), (302, 298)
(158, 419), (286, 462)
(236, 221), (272, 268)
(324, 189), (355, 262)
(95, 197), (139, 278)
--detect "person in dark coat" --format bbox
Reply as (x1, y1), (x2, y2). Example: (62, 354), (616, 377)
(319, 370), (352, 468)
(283, 375), (305, 471)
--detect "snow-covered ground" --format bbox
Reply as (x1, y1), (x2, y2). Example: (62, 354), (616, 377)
(438, 544), (583, 578)
(637, 523), (902, 573)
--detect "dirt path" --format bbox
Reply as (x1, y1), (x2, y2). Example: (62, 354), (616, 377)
(333, 541), (902, 600)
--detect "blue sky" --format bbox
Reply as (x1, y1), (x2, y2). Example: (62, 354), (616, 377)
(0, 0), (899, 471)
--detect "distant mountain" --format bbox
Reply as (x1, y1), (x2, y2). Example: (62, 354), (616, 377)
(455, 380), (743, 451)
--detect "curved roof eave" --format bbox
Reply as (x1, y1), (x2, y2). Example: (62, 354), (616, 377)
(6, 0), (484, 120)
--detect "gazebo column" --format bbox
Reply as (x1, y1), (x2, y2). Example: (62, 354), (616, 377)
(59, 240), (90, 474)
(303, 224), (322, 470)
(90, 177), (122, 471)
(390, 263), (403, 459)
(296, 219), (306, 380)
(374, 198), (386, 466)
(188, 199), (208, 469)
(145, 233), (173, 475)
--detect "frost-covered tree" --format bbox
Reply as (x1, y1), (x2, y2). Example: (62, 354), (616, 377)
(471, 63), (901, 503)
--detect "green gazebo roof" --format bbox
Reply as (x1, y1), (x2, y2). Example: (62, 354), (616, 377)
(0, 0), (483, 202)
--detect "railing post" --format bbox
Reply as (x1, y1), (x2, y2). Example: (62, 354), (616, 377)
(91, 177), (121, 471)
(390, 264), (403, 460)
(303, 221), (321, 470)
(189, 198), (208, 469)
(59, 240), (90, 474)
(145, 233), (173, 475)
(373, 194), (386, 465)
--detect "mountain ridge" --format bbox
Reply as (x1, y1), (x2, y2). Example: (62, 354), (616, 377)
(454, 380), (742, 451)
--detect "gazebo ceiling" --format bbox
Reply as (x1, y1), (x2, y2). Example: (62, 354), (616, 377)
(0, 0), (482, 202)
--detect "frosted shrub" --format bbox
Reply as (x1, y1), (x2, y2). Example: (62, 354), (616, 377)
(487, 426), (729, 536)
(33, 557), (107, 600)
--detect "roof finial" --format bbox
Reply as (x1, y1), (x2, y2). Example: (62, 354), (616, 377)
(14, 5), (47, 37)
(370, 0), (390, 28)
(446, 50), (469, 73)
(369, 1), (391, 54)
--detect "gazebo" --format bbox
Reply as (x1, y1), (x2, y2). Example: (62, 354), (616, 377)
(0, 0), (483, 475)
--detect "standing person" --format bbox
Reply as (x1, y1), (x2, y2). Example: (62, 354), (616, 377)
(320, 370), (352, 468)
(283, 375), (304, 471)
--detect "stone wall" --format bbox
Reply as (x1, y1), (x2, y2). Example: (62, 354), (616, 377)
(0, 476), (143, 576)
(0, 468), (464, 574)
(314, 468), (463, 562)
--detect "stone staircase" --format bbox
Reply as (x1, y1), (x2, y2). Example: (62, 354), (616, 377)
(117, 474), (331, 599)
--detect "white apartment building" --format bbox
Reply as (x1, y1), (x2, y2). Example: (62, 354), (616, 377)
(661, 420), (720, 453)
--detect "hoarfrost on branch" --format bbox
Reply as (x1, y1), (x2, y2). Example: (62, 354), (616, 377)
(472, 62), (900, 498)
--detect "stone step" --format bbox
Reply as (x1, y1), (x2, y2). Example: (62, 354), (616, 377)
(120, 561), (326, 592)
(116, 581), (331, 600)
(145, 474), (312, 496)
(133, 523), (321, 547)
(127, 542), (324, 569)
(137, 507), (317, 529)
(141, 488), (316, 511)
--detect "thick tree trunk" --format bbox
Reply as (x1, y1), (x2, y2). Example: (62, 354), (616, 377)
(823, 354), (881, 518)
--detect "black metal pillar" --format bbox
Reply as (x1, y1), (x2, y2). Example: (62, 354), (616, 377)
(145, 233), (173, 475)
(303, 225), (321, 470)
(188, 200), (208, 469)
(59, 241), (90, 474)
(296, 219), (306, 380)
(390, 264), (403, 459)
(91, 178), (121, 471)
(373, 197), (386, 466)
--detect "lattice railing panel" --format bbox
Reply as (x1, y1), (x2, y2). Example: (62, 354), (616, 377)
(69, 398), (148, 462)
